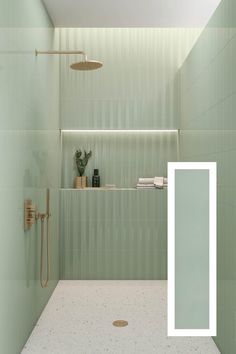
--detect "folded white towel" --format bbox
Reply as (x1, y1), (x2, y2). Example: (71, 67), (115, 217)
(138, 177), (168, 185)
(138, 178), (155, 184)
(154, 176), (164, 186)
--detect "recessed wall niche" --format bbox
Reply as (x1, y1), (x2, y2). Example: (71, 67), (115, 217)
(61, 131), (178, 189)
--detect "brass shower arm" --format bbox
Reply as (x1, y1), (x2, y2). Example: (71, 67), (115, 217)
(35, 50), (103, 71)
(35, 50), (87, 61)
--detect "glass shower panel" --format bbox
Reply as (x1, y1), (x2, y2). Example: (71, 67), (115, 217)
(168, 162), (216, 336)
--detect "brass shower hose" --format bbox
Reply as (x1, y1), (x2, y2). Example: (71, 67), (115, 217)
(24, 189), (51, 288)
(39, 188), (51, 288)
(40, 213), (50, 288)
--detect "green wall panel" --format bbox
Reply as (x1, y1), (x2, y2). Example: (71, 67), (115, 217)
(0, 26), (59, 130)
(0, 1), (60, 353)
(180, 0), (236, 352)
(180, 130), (236, 353)
(0, 0), (52, 28)
(59, 27), (187, 281)
(60, 189), (167, 280)
(59, 28), (201, 130)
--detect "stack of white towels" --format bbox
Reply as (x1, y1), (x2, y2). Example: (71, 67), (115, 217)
(136, 177), (168, 189)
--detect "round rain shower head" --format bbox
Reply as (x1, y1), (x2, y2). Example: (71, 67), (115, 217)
(35, 50), (103, 71)
(70, 60), (103, 71)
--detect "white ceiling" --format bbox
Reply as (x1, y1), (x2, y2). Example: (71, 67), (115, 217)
(43, 0), (221, 28)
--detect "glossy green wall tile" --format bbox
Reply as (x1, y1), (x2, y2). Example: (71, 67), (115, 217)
(59, 28), (201, 129)
(180, 130), (236, 352)
(0, 26), (59, 130)
(0, 1), (60, 353)
(62, 131), (178, 188)
(60, 190), (167, 280)
(0, 0), (52, 28)
(180, 0), (236, 352)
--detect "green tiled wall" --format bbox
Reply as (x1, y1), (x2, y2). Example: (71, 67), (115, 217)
(60, 189), (167, 280)
(59, 28), (201, 280)
(61, 131), (177, 280)
(180, 0), (236, 352)
(59, 28), (201, 130)
(0, 1), (60, 353)
(59, 27), (193, 280)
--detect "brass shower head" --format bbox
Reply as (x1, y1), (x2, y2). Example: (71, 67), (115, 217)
(35, 50), (103, 71)
(70, 60), (103, 71)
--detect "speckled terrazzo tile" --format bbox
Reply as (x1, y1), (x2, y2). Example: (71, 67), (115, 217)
(21, 281), (220, 354)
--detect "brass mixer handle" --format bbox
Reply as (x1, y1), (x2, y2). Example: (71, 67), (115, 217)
(27, 219), (35, 225)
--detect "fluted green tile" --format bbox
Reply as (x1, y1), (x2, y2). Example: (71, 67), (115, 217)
(59, 28), (201, 130)
(61, 249), (165, 281)
(60, 190), (167, 280)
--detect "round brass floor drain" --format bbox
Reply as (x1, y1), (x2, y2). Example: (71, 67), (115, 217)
(113, 320), (128, 327)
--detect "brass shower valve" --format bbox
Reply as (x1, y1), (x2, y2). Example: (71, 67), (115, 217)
(24, 199), (51, 230)
(24, 189), (51, 288)
(36, 212), (51, 221)
(24, 199), (37, 230)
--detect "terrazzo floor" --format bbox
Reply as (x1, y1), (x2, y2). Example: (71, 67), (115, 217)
(22, 281), (220, 354)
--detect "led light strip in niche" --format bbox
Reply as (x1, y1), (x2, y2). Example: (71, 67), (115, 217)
(61, 130), (179, 133)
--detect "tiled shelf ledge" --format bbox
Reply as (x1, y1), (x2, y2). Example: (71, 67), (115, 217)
(60, 188), (167, 191)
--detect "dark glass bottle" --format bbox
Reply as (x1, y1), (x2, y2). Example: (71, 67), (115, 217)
(92, 169), (100, 187)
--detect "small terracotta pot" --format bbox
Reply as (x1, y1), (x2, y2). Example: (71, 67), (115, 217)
(74, 176), (87, 189)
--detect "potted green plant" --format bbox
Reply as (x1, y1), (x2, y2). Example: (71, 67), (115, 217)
(74, 149), (92, 188)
